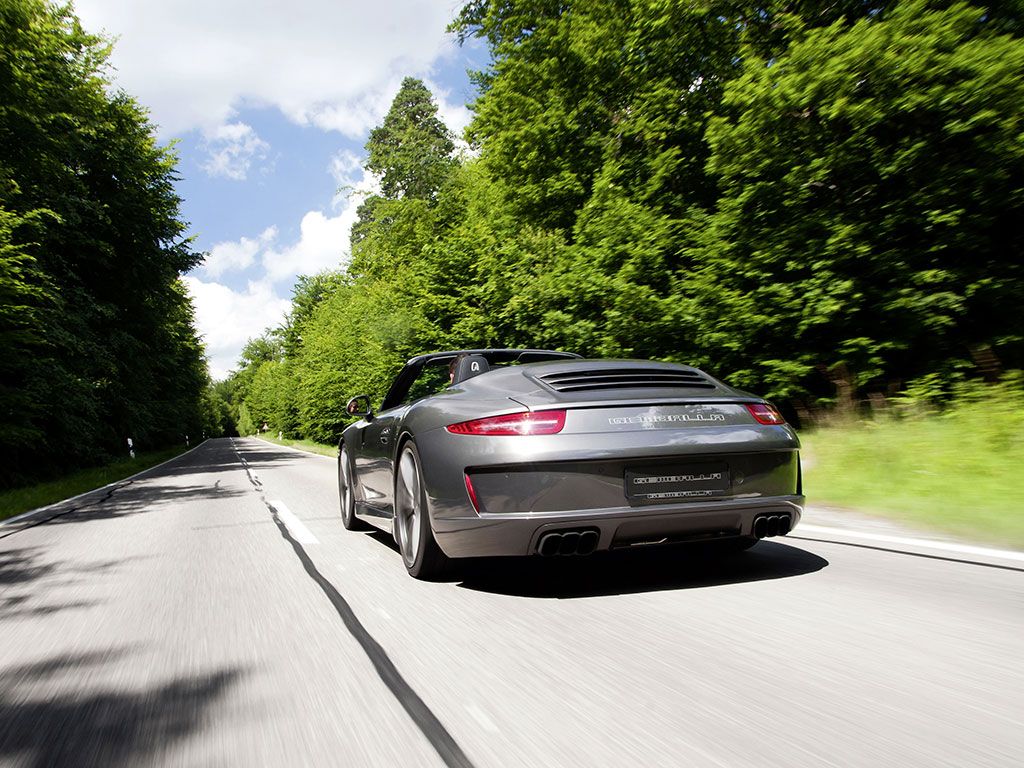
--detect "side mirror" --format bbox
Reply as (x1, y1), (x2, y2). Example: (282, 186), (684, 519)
(346, 395), (374, 420)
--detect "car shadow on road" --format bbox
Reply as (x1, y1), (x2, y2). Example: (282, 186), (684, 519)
(454, 540), (829, 598)
(0, 649), (245, 768)
(365, 529), (399, 552)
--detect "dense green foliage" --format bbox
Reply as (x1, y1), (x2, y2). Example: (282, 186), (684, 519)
(696, 0), (1024, 400)
(225, 1), (1024, 443)
(365, 76), (456, 201)
(0, 0), (224, 488)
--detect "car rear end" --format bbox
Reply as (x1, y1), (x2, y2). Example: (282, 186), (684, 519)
(415, 361), (803, 558)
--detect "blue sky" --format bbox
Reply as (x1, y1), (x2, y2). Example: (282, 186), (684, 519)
(73, 0), (489, 378)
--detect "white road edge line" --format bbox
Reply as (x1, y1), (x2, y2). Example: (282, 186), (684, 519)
(251, 436), (336, 461)
(269, 499), (319, 545)
(1, 440), (210, 527)
(795, 523), (1024, 562)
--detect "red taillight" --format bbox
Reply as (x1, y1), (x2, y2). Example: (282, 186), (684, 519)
(464, 473), (480, 512)
(446, 410), (566, 436)
(745, 403), (786, 425)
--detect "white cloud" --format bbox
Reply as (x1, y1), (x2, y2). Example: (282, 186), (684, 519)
(329, 150), (364, 188)
(75, 1), (462, 137)
(187, 158), (377, 376)
(198, 200), (361, 288)
(201, 226), (277, 279)
(259, 161), (381, 281)
(262, 209), (354, 283)
(205, 160), (379, 285)
(328, 150), (383, 209)
(200, 122), (270, 180)
(183, 276), (292, 380)
(304, 87), (400, 138)
(186, 182), (370, 376)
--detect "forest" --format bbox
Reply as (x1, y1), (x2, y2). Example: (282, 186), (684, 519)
(226, 0), (1024, 445)
(3, 0), (1023, 492)
(0, 0), (228, 488)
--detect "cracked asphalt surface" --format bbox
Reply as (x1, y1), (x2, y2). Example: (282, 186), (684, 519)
(1, 437), (1021, 767)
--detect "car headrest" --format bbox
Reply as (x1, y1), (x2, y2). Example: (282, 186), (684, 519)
(452, 355), (490, 385)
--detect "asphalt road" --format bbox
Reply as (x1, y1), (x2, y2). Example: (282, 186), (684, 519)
(1, 437), (1021, 767)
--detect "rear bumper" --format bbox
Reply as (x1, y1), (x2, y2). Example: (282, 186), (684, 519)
(432, 495), (804, 558)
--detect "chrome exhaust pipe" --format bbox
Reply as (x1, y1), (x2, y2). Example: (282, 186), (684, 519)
(577, 530), (599, 555)
(754, 514), (793, 539)
(538, 533), (562, 556)
(538, 529), (601, 556)
(558, 531), (581, 556)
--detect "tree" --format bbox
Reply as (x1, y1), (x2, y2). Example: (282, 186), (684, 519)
(449, 0), (750, 232)
(0, 205), (53, 463)
(364, 77), (456, 200)
(228, 0), (1024, 444)
(693, 0), (1024, 399)
(0, 0), (208, 485)
(279, 270), (346, 357)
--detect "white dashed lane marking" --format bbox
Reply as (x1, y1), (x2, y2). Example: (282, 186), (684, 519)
(269, 499), (319, 545)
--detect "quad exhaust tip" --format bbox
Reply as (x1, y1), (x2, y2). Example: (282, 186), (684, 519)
(754, 514), (792, 539)
(538, 528), (599, 556)
(539, 515), (790, 554)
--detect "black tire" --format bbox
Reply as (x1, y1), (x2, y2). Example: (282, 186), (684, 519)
(338, 446), (367, 530)
(394, 441), (449, 580)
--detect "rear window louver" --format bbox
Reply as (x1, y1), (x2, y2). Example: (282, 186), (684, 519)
(535, 368), (716, 393)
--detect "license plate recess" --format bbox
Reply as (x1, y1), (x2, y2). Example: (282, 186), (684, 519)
(624, 462), (730, 502)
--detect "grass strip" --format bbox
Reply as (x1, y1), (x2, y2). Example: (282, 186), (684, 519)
(256, 434), (337, 458)
(801, 406), (1024, 549)
(0, 445), (192, 522)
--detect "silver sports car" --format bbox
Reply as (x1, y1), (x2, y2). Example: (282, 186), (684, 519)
(338, 349), (804, 579)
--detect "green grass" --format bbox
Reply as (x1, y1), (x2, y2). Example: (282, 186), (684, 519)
(0, 444), (193, 522)
(256, 434), (338, 458)
(801, 395), (1024, 548)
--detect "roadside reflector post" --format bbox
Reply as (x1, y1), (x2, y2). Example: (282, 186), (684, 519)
(127, 436), (135, 460)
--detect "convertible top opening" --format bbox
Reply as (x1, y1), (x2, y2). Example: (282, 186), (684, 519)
(383, 348), (580, 410)
(409, 348), (582, 368)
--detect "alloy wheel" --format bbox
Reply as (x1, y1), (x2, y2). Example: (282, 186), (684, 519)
(339, 448), (353, 524)
(395, 448), (422, 566)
